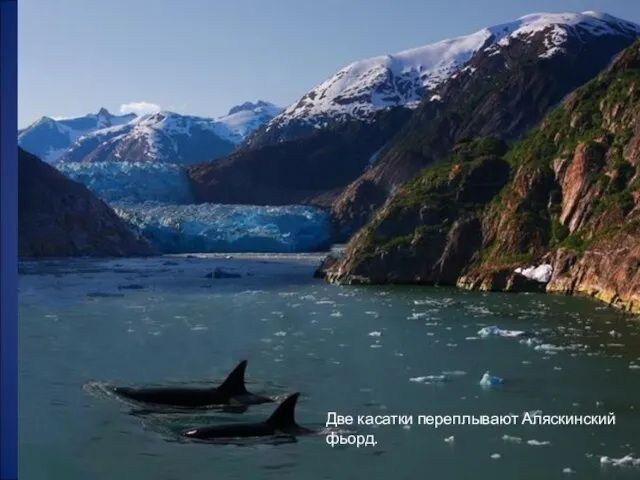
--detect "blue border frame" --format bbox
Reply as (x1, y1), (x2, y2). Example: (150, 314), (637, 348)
(1, 0), (18, 478)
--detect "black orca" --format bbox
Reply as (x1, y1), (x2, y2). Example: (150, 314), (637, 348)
(112, 360), (273, 408)
(182, 392), (313, 440)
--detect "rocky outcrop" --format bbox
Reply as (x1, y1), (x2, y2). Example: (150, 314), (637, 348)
(325, 139), (510, 284)
(546, 230), (640, 313)
(18, 148), (156, 258)
(331, 27), (640, 239)
(323, 40), (640, 314)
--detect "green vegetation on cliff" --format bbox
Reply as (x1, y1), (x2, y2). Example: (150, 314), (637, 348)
(325, 40), (640, 311)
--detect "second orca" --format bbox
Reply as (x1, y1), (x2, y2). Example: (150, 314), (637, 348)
(112, 360), (273, 409)
(182, 392), (313, 441)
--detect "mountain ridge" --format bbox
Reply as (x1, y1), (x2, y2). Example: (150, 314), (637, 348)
(189, 10), (640, 217)
(244, 11), (640, 148)
(18, 108), (137, 163)
(19, 101), (282, 165)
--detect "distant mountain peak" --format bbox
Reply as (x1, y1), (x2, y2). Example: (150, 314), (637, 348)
(36, 116), (56, 125)
(227, 100), (278, 116)
(19, 108), (141, 163)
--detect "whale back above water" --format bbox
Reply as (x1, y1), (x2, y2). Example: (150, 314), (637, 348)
(112, 360), (273, 408)
(182, 392), (310, 440)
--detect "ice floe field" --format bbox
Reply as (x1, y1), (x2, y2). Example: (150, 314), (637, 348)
(18, 254), (640, 479)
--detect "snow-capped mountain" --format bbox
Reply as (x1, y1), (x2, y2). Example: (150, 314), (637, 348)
(190, 10), (640, 212)
(59, 111), (238, 165)
(18, 108), (136, 163)
(22, 101), (281, 165)
(247, 11), (640, 147)
(215, 100), (282, 142)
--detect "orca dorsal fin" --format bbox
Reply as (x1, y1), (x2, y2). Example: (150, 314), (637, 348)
(217, 360), (249, 395)
(266, 392), (300, 428)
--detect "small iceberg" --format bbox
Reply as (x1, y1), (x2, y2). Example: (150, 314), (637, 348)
(478, 325), (526, 338)
(479, 371), (503, 386)
(514, 264), (553, 283)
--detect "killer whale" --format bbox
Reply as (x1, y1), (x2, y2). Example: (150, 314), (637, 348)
(112, 360), (273, 408)
(182, 392), (313, 440)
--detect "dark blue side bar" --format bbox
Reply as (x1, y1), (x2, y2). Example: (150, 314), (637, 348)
(1, 0), (18, 479)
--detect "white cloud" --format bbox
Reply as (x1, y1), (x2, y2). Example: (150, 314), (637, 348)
(119, 101), (161, 116)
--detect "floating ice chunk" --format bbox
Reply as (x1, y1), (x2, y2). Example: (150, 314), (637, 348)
(478, 325), (526, 338)
(114, 202), (330, 253)
(444, 435), (455, 444)
(527, 440), (552, 446)
(502, 435), (522, 443)
(600, 454), (640, 467)
(562, 467), (576, 474)
(479, 371), (503, 386)
(410, 375), (448, 384)
(368, 331), (382, 337)
(534, 343), (587, 353)
(629, 364), (640, 370)
(609, 330), (622, 338)
(490, 453), (501, 459)
(514, 264), (553, 283)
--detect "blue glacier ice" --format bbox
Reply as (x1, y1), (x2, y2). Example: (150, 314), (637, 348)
(56, 162), (194, 204)
(113, 202), (331, 253)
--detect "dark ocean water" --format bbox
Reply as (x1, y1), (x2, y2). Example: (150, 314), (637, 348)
(18, 254), (640, 479)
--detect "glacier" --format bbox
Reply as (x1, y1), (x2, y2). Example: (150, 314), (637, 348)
(54, 162), (331, 253)
(56, 162), (194, 204)
(112, 202), (331, 253)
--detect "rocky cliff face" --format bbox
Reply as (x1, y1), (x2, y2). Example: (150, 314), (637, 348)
(323, 40), (640, 314)
(18, 148), (156, 258)
(330, 26), (640, 239)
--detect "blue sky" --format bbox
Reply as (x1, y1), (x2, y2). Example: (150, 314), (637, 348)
(18, 0), (640, 127)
